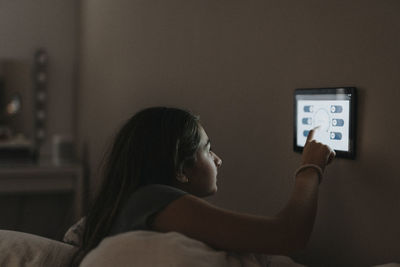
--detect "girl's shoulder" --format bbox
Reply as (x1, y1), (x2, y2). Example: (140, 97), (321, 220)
(110, 184), (187, 235)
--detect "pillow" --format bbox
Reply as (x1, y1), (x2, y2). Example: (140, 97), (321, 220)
(0, 230), (76, 267)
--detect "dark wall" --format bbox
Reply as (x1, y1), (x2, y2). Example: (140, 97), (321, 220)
(78, 0), (400, 266)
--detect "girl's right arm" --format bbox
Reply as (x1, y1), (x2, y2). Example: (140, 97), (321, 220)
(152, 128), (335, 255)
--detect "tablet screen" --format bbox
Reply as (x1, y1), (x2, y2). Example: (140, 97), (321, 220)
(293, 87), (356, 158)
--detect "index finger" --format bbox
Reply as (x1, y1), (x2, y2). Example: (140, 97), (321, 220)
(306, 126), (320, 143)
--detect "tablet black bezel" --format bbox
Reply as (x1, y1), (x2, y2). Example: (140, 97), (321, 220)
(293, 87), (357, 159)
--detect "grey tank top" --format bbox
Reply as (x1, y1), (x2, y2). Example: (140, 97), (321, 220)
(109, 184), (187, 236)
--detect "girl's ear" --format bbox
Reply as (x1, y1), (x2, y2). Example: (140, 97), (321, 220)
(176, 172), (189, 183)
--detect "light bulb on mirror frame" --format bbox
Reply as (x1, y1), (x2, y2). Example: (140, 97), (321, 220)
(6, 94), (22, 116)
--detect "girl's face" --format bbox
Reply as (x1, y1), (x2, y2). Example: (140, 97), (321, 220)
(181, 125), (222, 197)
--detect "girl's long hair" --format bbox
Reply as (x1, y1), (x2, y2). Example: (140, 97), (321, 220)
(72, 107), (200, 265)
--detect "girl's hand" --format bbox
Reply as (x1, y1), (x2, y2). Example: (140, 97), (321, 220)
(301, 127), (336, 171)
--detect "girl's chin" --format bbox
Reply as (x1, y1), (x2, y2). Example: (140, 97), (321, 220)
(202, 186), (217, 197)
(210, 185), (218, 195)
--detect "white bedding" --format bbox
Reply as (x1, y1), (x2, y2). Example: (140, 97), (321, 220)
(80, 231), (305, 267)
(0, 228), (397, 267)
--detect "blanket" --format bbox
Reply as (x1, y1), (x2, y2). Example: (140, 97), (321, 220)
(80, 231), (305, 267)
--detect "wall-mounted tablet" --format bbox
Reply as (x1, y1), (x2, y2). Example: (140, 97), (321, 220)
(293, 87), (357, 159)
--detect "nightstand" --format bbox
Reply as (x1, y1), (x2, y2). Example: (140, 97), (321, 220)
(0, 161), (84, 221)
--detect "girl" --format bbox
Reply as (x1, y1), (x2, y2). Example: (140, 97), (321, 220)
(74, 106), (335, 264)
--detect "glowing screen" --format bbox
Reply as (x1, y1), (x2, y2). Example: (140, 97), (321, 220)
(296, 99), (350, 151)
(294, 88), (356, 158)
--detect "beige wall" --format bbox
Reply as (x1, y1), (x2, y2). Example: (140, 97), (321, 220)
(78, 0), (400, 266)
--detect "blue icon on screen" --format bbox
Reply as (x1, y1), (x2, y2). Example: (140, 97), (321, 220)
(330, 105), (343, 113)
(330, 132), (342, 140)
(302, 118), (312, 125)
(304, 106), (313, 112)
(332, 119), (344, 126)
(303, 130), (310, 137)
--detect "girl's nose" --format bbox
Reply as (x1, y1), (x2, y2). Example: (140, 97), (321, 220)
(214, 154), (222, 168)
